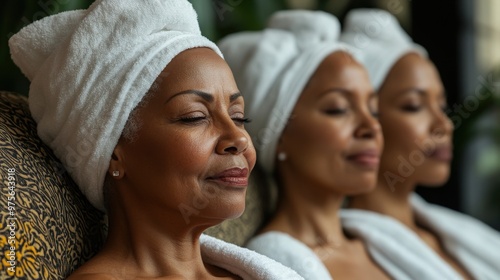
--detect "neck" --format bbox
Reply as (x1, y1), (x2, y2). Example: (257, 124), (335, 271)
(349, 175), (417, 229)
(268, 173), (348, 248)
(101, 191), (218, 279)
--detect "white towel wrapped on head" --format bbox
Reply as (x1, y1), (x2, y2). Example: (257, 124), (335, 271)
(218, 10), (356, 175)
(9, 0), (222, 211)
(340, 8), (427, 90)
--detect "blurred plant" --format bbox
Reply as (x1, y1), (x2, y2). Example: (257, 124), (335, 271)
(454, 67), (500, 228)
(0, 0), (94, 94)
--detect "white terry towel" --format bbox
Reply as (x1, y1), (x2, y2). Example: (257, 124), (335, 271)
(411, 194), (500, 279)
(218, 10), (355, 175)
(9, 0), (222, 211)
(341, 209), (464, 280)
(246, 232), (332, 280)
(340, 8), (427, 90)
(200, 234), (304, 280)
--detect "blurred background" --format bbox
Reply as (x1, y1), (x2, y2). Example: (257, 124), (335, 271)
(1, 0), (499, 230)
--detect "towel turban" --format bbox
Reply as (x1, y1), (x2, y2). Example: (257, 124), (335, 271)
(218, 10), (355, 175)
(9, 0), (222, 211)
(340, 8), (427, 90)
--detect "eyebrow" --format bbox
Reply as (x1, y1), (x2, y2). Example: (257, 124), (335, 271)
(398, 88), (426, 96)
(319, 88), (377, 99)
(166, 90), (213, 103)
(230, 92), (243, 102)
(165, 90), (242, 104)
(398, 87), (447, 98)
(319, 88), (351, 98)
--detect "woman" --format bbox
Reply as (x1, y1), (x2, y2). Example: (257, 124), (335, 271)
(341, 8), (500, 280)
(219, 10), (390, 280)
(9, 0), (303, 279)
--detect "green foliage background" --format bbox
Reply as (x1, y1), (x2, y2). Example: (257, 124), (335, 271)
(0, 0), (383, 94)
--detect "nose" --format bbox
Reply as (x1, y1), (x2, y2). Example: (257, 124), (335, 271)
(354, 111), (381, 139)
(431, 106), (453, 139)
(216, 122), (249, 155)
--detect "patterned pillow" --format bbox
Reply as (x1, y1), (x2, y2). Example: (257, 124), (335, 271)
(0, 92), (107, 280)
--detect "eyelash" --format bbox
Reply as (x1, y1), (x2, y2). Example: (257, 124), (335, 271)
(233, 117), (252, 125)
(178, 116), (251, 125)
(324, 108), (347, 115)
(179, 116), (206, 124)
(401, 104), (422, 112)
(401, 104), (448, 113)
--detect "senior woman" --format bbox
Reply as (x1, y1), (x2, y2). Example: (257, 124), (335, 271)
(341, 9), (500, 280)
(8, 0), (304, 279)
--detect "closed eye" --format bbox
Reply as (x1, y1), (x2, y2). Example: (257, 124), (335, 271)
(324, 108), (348, 115)
(178, 116), (206, 124)
(401, 104), (422, 112)
(233, 117), (251, 125)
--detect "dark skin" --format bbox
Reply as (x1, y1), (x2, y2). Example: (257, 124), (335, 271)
(349, 53), (472, 279)
(261, 51), (388, 279)
(68, 48), (256, 280)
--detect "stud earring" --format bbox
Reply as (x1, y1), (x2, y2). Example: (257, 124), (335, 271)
(112, 171), (120, 177)
(278, 152), (287, 161)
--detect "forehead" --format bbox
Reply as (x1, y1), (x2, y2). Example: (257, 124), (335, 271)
(299, 51), (372, 100)
(380, 53), (443, 95)
(153, 48), (237, 98)
(315, 51), (358, 76)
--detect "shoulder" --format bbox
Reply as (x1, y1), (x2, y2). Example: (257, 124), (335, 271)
(247, 231), (317, 261)
(247, 231), (328, 275)
(247, 231), (308, 252)
(66, 255), (122, 280)
(247, 232), (331, 279)
(67, 273), (119, 280)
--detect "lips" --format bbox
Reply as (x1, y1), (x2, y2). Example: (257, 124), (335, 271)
(207, 167), (249, 187)
(346, 149), (380, 169)
(429, 146), (452, 161)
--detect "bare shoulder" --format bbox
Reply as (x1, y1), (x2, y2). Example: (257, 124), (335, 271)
(66, 255), (121, 280)
(67, 272), (119, 280)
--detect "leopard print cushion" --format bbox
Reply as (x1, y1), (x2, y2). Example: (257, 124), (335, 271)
(0, 92), (107, 280)
(0, 91), (274, 278)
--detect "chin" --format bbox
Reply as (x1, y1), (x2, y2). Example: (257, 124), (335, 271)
(342, 178), (378, 195)
(419, 178), (449, 187)
(417, 170), (450, 187)
(210, 199), (246, 220)
(200, 208), (245, 228)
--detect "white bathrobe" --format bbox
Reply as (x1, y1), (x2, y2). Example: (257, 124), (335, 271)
(410, 194), (500, 279)
(247, 195), (500, 279)
(247, 214), (462, 280)
(201, 234), (303, 280)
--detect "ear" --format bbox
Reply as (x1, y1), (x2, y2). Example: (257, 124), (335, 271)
(275, 134), (287, 160)
(276, 129), (288, 150)
(108, 142), (126, 180)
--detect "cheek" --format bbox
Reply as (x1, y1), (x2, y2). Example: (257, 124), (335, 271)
(380, 115), (428, 156)
(285, 116), (347, 163)
(127, 128), (214, 183)
(245, 133), (257, 171)
(159, 133), (213, 175)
